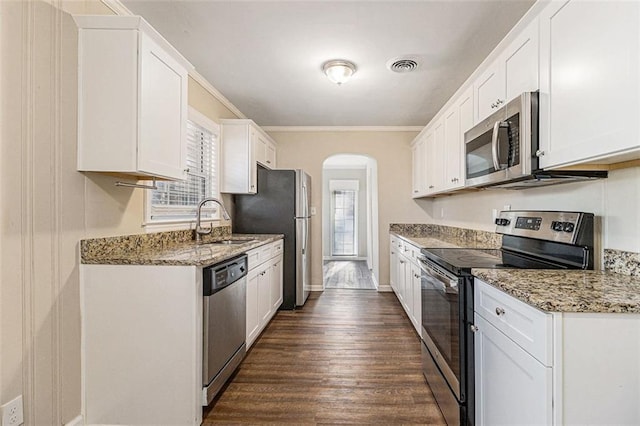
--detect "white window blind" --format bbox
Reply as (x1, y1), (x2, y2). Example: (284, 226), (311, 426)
(148, 117), (220, 222)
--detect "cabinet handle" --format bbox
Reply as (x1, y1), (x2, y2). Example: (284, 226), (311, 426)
(535, 150), (545, 157)
(491, 103), (497, 109)
(266, 160), (271, 164)
(399, 260), (405, 264)
(470, 324), (479, 333)
(495, 307), (505, 316)
(414, 273), (420, 279)
(496, 98), (504, 105)
(391, 251), (395, 255)
(413, 190), (418, 193)
(184, 168), (190, 173)
(428, 185), (434, 189)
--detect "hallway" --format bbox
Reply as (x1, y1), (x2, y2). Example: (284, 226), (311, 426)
(203, 289), (445, 424)
(323, 260), (376, 290)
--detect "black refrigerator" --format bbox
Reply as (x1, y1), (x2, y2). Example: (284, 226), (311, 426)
(233, 166), (311, 310)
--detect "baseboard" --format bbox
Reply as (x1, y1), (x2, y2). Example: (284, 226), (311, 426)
(371, 273), (379, 290)
(65, 415), (83, 426)
(310, 285), (324, 292)
(377, 285), (393, 292)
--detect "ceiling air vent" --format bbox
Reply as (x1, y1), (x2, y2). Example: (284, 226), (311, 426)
(388, 57), (419, 73)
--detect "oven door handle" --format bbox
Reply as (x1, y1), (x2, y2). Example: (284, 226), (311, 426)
(417, 257), (458, 294)
(491, 120), (502, 171)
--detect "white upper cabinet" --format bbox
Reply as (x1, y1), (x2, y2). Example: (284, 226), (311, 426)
(74, 16), (192, 181)
(220, 119), (277, 194)
(425, 120), (445, 195)
(411, 134), (427, 198)
(474, 19), (539, 123)
(443, 87), (473, 191)
(538, 0), (640, 168)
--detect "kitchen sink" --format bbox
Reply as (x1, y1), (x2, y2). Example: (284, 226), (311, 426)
(205, 239), (257, 245)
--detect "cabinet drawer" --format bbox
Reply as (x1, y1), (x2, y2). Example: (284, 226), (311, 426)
(271, 240), (283, 258)
(474, 278), (553, 366)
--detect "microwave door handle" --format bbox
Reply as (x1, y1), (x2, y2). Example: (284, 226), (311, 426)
(491, 120), (502, 171)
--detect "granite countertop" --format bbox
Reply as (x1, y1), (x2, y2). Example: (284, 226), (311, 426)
(472, 268), (640, 314)
(391, 233), (461, 249)
(81, 234), (283, 267)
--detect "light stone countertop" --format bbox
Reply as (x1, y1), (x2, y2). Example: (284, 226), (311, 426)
(81, 234), (283, 267)
(472, 268), (640, 314)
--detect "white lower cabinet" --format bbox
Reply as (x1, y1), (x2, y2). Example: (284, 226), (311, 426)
(246, 240), (283, 348)
(81, 265), (202, 425)
(474, 313), (552, 426)
(389, 236), (422, 337)
(474, 278), (640, 425)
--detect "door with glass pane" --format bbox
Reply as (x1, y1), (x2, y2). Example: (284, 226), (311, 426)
(331, 189), (357, 256)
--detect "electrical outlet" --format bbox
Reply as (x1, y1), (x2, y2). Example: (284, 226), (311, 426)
(503, 204), (511, 211)
(1, 395), (23, 426)
(310, 206), (317, 215)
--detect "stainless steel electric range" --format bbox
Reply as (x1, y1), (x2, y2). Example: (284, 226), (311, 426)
(418, 211), (596, 426)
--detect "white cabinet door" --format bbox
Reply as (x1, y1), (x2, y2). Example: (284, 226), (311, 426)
(538, 0), (640, 168)
(474, 19), (539, 124)
(474, 313), (553, 426)
(402, 255), (414, 317)
(390, 238), (399, 293)
(222, 120), (278, 193)
(425, 120), (444, 195)
(411, 136), (426, 197)
(74, 16), (191, 181)
(411, 262), (422, 336)
(474, 61), (505, 123)
(246, 269), (260, 346)
(138, 33), (188, 180)
(504, 20), (539, 103)
(266, 142), (277, 169)
(257, 265), (271, 324)
(270, 255), (283, 312)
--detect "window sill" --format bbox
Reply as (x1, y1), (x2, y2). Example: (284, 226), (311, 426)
(142, 218), (229, 233)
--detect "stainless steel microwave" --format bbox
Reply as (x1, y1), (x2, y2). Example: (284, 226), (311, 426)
(465, 92), (537, 188)
(464, 92), (606, 189)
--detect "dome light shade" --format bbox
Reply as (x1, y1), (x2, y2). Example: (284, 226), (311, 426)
(322, 60), (357, 85)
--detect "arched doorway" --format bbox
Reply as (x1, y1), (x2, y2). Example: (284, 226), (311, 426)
(322, 154), (379, 290)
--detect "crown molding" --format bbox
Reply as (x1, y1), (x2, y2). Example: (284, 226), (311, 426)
(100, 0), (246, 120)
(100, 0), (134, 15)
(262, 126), (424, 133)
(188, 71), (247, 119)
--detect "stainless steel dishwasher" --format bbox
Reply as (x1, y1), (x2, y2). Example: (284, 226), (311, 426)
(202, 254), (247, 405)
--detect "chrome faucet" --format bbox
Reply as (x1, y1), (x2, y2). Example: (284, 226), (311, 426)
(195, 197), (231, 243)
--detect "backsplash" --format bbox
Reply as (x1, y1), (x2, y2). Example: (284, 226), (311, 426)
(389, 223), (502, 249)
(81, 225), (231, 262)
(604, 249), (640, 277)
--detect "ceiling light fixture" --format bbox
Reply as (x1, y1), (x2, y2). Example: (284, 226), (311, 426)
(322, 59), (357, 85)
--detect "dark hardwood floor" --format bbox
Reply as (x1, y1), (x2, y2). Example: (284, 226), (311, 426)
(203, 289), (445, 425)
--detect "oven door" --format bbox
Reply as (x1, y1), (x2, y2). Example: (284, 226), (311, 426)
(418, 257), (463, 401)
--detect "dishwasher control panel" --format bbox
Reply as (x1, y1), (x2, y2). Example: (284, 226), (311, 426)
(203, 254), (248, 296)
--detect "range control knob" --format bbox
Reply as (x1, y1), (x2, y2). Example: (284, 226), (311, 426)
(563, 222), (575, 233)
(495, 218), (511, 226)
(551, 221), (564, 232)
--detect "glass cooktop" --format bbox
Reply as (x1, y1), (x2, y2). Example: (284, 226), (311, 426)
(420, 247), (569, 275)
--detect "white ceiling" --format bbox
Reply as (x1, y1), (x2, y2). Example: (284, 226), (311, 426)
(122, 0), (535, 127)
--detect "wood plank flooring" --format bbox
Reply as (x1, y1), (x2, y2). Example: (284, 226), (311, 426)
(323, 260), (376, 290)
(203, 289), (445, 425)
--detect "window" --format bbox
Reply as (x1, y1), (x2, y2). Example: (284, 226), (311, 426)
(145, 108), (220, 225)
(330, 180), (359, 256)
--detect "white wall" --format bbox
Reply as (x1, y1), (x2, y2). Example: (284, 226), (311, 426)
(322, 168), (368, 258)
(0, 2), (239, 423)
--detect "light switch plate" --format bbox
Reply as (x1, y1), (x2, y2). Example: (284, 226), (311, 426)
(310, 207), (316, 215)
